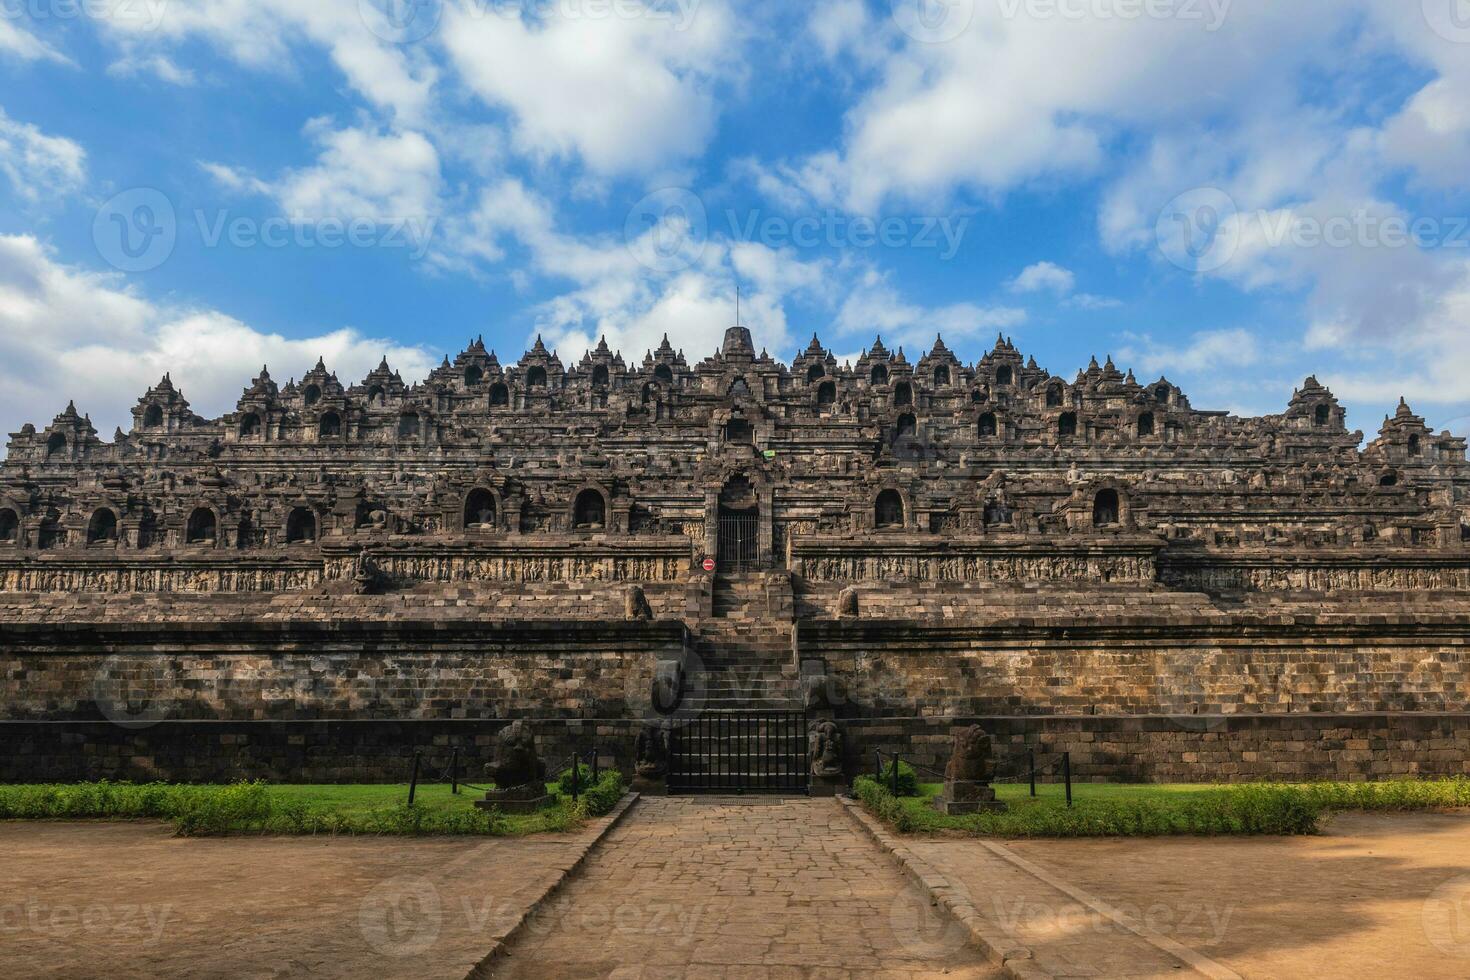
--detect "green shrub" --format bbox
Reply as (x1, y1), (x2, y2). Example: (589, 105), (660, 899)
(853, 776), (1323, 837)
(553, 763), (598, 797)
(871, 759), (920, 797)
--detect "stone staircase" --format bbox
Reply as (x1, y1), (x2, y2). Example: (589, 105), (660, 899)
(667, 574), (806, 792)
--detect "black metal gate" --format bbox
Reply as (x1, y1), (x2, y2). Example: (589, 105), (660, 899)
(717, 511), (759, 571)
(667, 710), (807, 794)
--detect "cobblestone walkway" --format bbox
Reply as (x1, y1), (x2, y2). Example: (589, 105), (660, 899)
(491, 797), (999, 978)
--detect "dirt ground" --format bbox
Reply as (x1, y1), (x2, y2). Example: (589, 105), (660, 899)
(1005, 810), (1470, 979)
(0, 820), (607, 979)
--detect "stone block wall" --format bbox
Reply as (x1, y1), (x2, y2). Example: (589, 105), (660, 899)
(800, 617), (1470, 716)
(0, 718), (643, 784)
(0, 620), (686, 723)
(842, 713), (1470, 783)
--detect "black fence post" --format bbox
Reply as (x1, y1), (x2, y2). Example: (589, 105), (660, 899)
(408, 751), (422, 807)
(1063, 752), (1072, 808)
(891, 754), (900, 796)
(572, 746), (581, 801)
(592, 746), (600, 784)
(451, 747), (460, 795)
(874, 750), (882, 781)
(1029, 749), (1036, 798)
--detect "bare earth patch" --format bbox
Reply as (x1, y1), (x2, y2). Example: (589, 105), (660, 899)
(998, 810), (1470, 979)
(1, 819), (612, 979)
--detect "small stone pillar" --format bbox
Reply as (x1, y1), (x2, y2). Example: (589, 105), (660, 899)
(803, 659), (846, 796)
(632, 720), (670, 796)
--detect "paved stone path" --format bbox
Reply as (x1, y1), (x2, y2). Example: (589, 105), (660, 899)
(491, 796), (999, 979)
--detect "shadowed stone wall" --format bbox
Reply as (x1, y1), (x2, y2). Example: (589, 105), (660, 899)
(842, 714), (1470, 784)
(0, 620), (684, 723)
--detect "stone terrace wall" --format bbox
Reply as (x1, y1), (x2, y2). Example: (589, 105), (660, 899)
(843, 713), (1470, 783)
(0, 620), (685, 723)
(800, 616), (1470, 716)
(0, 719), (641, 784)
(0, 581), (688, 624)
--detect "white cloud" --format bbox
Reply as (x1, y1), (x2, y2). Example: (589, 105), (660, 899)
(0, 108), (86, 202)
(1008, 261), (1075, 295)
(439, 0), (738, 175)
(93, 0), (438, 123)
(1117, 328), (1260, 377)
(107, 53), (196, 85)
(0, 235), (436, 442)
(204, 123), (442, 224)
(0, 18), (69, 64)
(834, 269), (1025, 353)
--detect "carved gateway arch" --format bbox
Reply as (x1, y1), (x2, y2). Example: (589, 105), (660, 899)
(699, 456), (781, 570)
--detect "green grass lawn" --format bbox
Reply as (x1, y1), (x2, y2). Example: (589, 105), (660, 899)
(852, 776), (1470, 838)
(0, 771), (626, 837)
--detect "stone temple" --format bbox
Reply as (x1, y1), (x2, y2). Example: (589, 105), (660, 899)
(3, 325), (1469, 788)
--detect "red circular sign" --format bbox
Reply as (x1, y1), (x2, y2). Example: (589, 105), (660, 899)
(702, 557), (716, 572)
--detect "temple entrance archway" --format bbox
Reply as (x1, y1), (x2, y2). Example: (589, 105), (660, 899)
(716, 476), (759, 572)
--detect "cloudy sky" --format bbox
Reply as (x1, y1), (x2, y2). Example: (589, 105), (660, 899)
(1, 0), (1469, 441)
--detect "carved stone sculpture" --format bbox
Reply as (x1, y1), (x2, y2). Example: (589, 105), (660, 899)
(836, 586), (860, 618)
(625, 584), (654, 621)
(484, 719), (545, 790)
(934, 724), (1002, 815)
(635, 720), (670, 778)
(808, 719), (843, 778)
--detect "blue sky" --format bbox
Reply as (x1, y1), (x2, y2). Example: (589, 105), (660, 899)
(1, 0), (1468, 442)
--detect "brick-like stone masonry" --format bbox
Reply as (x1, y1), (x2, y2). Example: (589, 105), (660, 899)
(3, 325), (1470, 783)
